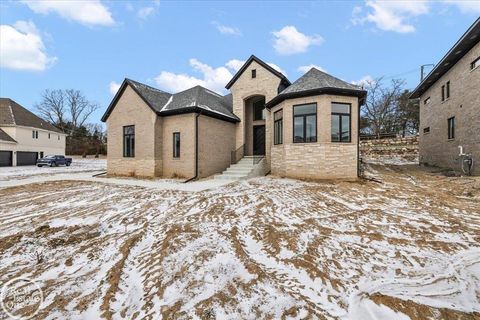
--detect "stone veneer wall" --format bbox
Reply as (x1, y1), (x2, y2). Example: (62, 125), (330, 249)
(360, 136), (419, 163)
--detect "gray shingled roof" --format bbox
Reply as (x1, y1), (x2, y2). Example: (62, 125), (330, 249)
(280, 68), (362, 95)
(0, 128), (16, 143)
(127, 79), (172, 113)
(102, 79), (238, 122)
(265, 68), (366, 108)
(162, 86), (238, 120)
(0, 98), (63, 133)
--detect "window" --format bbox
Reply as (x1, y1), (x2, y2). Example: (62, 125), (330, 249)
(446, 81), (450, 99)
(253, 98), (265, 121)
(448, 117), (455, 139)
(48, 133), (51, 139)
(424, 97), (430, 105)
(123, 125), (135, 157)
(58, 135), (60, 140)
(273, 109), (283, 145)
(32, 130), (38, 139)
(441, 85), (445, 101)
(331, 103), (351, 143)
(251, 69), (256, 78)
(423, 127), (430, 134)
(173, 132), (180, 158)
(471, 56), (480, 70)
(293, 103), (317, 143)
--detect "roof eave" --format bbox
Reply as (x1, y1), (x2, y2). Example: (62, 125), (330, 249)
(265, 87), (367, 109)
(159, 107), (240, 123)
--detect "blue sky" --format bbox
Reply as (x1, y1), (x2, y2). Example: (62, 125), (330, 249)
(1, 1), (479, 125)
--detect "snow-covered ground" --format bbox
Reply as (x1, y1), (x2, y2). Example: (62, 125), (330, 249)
(0, 158), (106, 181)
(0, 164), (479, 319)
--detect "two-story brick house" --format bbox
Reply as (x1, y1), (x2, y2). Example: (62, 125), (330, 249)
(102, 55), (366, 180)
(410, 18), (479, 175)
(0, 98), (67, 166)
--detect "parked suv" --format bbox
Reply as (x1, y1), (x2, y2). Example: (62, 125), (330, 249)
(37, 155), (72, 167)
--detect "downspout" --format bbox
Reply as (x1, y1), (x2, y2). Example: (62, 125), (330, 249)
(184, 111), (201, 183)
(357, 99), (361, 178)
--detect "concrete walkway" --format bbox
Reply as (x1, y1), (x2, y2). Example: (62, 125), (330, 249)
(0, 171), (237, 192)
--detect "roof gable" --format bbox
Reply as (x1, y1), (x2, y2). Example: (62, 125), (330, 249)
(0, 128), (16, 143)
(225, 55), (290, 90)
(0, 98), (63, 133)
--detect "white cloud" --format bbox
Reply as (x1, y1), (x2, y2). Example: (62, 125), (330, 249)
(0, 20), (57, 71)
(444, 0), (480, 13)
(137, 6), (155, 20)
(272, 26), (324, 55)
(21, 0), (115, 27)
(297, 64), (326, 73)
(226, 59), (287, 76)
(351, 75), (375, 87)
(109, 81), (121, 95)
(352, 0), (429, 33)
(155, 59), (233, 94)
(212, 21), (242, 36)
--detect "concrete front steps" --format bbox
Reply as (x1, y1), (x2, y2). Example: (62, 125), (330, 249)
(214, 156), (262, 180)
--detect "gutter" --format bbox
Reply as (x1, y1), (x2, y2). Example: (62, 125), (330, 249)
(184, 112), (201, 183)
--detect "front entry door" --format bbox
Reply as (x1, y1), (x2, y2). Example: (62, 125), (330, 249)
(253, 125), (265, 156)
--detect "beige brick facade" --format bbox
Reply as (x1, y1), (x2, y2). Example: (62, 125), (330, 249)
(419, 42), (480, 175)
(106, 85), (235, 179)
(269, 95), (359, 180)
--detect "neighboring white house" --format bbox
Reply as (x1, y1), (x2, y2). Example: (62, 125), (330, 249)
(0, 98), (67, 166)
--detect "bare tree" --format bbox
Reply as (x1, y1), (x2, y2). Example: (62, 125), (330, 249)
(35, 89), (99, 136)
(36, 89), (67, 132)
(361, 77), (406, 137)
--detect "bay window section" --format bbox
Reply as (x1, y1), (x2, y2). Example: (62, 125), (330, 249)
(273, 109), (283, 145)
(293, 103), (317, 143)
(331, 103), (351, 143)
(123, 125), (135, 157)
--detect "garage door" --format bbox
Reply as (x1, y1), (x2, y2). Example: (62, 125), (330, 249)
(0, 151), (12, 167)
(16, 151), (38, 166)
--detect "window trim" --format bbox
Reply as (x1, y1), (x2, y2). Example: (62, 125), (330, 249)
(331, 102), (352, 143)
(123, 125), (135, 158)
(273, 109), (283, 145)
(471, 56), (480, 70)
(447, 117), (455, 140)
(292, 103), (317, 143)
(173, 132), (181, 158)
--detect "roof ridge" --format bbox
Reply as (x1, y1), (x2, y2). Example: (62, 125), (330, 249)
(126, 78), (172, 95)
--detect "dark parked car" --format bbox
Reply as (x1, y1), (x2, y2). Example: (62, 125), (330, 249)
(37, 155), (72, 167)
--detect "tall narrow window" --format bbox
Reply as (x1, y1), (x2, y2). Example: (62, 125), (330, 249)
(251, 69), (256, 78)
(274, 109), (283, 145)
(123, 125), (135, 157)
(441, 85), (445, 101)
(48, 133), (51, 139)
(173, 132), (180, 158)
(293, 103), (317, 143)
(448, 117), (455, 139)
(32, 130), (35, 139)
(446, 81), (450, 99)
(331, 103), (351, 143)
(253, 98), (265, 120)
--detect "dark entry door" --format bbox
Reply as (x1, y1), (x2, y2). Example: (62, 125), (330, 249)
(0, 151), (12, 167)
(253, 125), (265, 156)
(17, 151), (38, 166)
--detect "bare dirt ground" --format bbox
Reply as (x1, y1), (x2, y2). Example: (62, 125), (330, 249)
(0, 164), (479, 319)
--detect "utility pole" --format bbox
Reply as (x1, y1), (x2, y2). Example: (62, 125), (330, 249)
(420, 64), (435, 81)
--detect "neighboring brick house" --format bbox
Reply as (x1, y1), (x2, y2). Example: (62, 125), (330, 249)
(102, 55), (366, 180)
(0, 98), (67, 166)
(410, 18), (479, 175)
